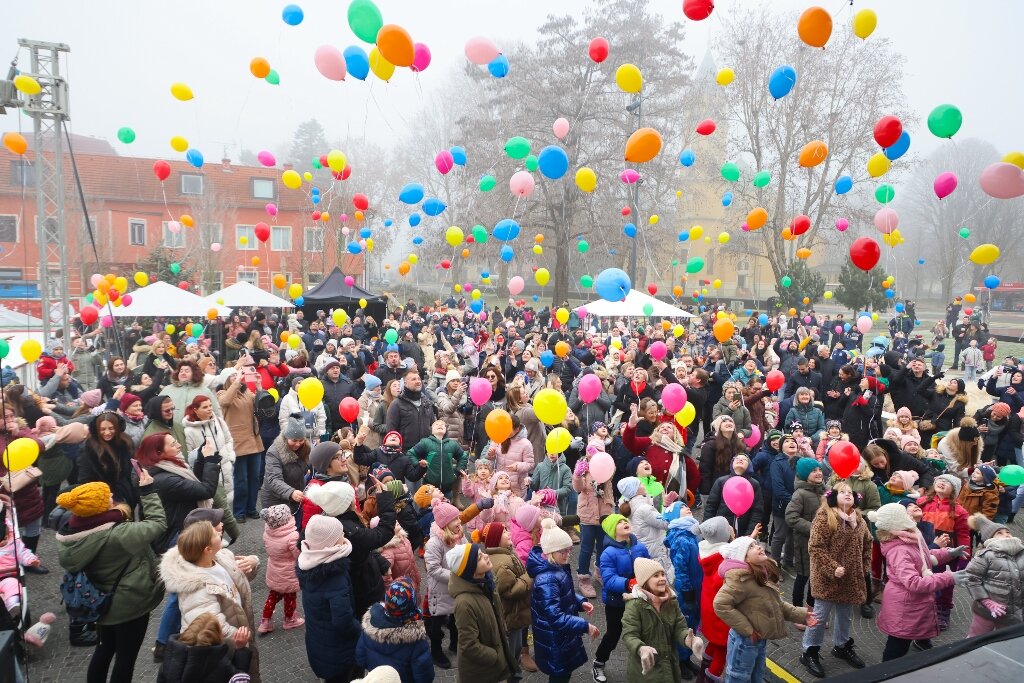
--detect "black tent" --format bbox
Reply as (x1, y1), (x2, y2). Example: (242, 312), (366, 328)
(300, 267), (388, 322)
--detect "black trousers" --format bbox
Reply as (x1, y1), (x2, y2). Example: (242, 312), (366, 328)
(595, 603), (625, 663)
(882, 636), (912, 661)
(87, 612), (150, 683)
(792, 574), (815, 608)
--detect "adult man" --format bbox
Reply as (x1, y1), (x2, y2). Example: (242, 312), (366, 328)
(386, 367), (435, 446)
(783, 357), (823, 400)
(951, 315), (971, 370)
(884, 356), (932, 416)
(374, 349), (407, 386)
(322, 360), (360, 436)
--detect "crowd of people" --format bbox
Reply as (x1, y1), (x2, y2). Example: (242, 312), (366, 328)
(2, 298), (1024, 683)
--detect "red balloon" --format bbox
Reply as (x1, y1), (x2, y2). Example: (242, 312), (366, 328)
(331, 170), (344, 180)
(850, 236), (881, 272)
(765, 370), (785, 392)
(828, 441), (861, 479)
(79, 305), (99, 326)
(588, 36), (609, 63)
(178, 281), (190, 290)
(311, 211), (322, 220)
(319, 154), (328, 167)
(153, 160), (171, 181)
(254, 222), (271, 242)
(341, 165), (352, 180)
(339, 397), (360, 423)
(441, 259), (451, 269)
(874, 116), (903, 149)
(352, 193), (369, 210)
(696, 119), (717, 136)
(683, 0), (715, 21)
(964, 307), (974, 316)
(647, 283), (658, 295)
(791, 214), (811, 236)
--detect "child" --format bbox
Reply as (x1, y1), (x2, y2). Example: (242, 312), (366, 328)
(572, 445), (614, 599)
(703, 454), (764, 537)
(258, 504), (303, 633)
(799, 483), (872, 678)
(785, 458), (824, 620)
(697, 517), (735, 682)
(924, 343), (946, 376)
(879, 470), (921, 506)
(789, 422), (815, 459)
(0, 512), (41, 621)
(379, 524), (421, 597)
(412, 484), (491, 545)
(664, 512), (704, 678)
(714, 537), (815, 682)
(158, 612), (252, 683)
(385, 479), (425, 551)
(867, 503), (968, 660)
(959, 464), (1000, 529)
(532, 488), (563, 528)
(461, 459), (493, 533)
(618, 477), (673, 584)
(960, 340), (984, 383)
(885, 407), (920, 443)
(964, 514), (1024, 636)
(510, 503), (541, 564)
(621, 557), (705, 681)
(355, 430), (427, 486)
(531, 449), (573, 516)
(982, 337), (998, 371)
(902, 435), (925, 459)
(814, 420), (846, 463)
(485, 414), (535, 498)
(484, 471), (524, 525)
(407, 421), (468, 500)
(475, 522), (535, 676)
(354, 577), (432, 683)
(423, 499), (464, 669)
(627, 455), (665, 510)
(917, 473), (971, 629)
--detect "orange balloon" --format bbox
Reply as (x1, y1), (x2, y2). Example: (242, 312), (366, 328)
(398, 261), (411, 276)
(2, 132), (28, 155)
(661, 320), (671, 331)
(376, 24), (415, 67)
(484, 409), (514, 442)
(96, 279), (111, 293)
(180, 214), (195, 228)
(624, 127), (663, 163)
(555, 341), (571, 358)
(798, 140), (829, 168)
(251, 256), (261, 266)
(354, 210), (364, 221)
(747, 207), (768, 230)
(789, 308), (797, 316)
(206, 307), (219, 321)
(802, 297), (811, 305)
(797, 6), (833, 48)
(713, 318), (735, 343)
(535, 234), (544, 243)
(672, 285), (683, 297)
(250, 57), (271, 78)
(280, 331), (290, 342)
(273, 274), (287, 289)
(796, 248), (812, 259)
(964, 293), (977, 303)
(781, 228), (793, 241)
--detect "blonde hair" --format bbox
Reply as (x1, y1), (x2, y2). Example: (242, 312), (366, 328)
(822, 482), (862, 532)
(177, 521), (217, 564)
(949, 418), (980, 471)
(178, 612), (223, 646)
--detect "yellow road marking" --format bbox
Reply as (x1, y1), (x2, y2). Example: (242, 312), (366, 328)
(767, 657), (803, 683)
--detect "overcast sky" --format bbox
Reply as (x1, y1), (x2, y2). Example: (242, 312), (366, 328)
(2, 1), (1020, 163)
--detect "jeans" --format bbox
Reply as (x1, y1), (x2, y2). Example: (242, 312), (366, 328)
(233, 452), (263, 517)
(965, 365), (978, 382)
(769, 511), (792, 564)
(567, 488), (578, 516)
(88, 612), (150, 683)
(802, 599), (852, 649)
(156, 593), (180, 645)
(724, 629), (767, 683)
(577, 524), (603, 576)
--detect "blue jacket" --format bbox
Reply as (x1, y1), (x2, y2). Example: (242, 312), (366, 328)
(355, 603), (434, 683)
(751, 444), (777, 491)
(768, 453), (796, 514)
(598, 533), (650, 606)
(527, 547), (590, 678)
(296, 557), (362, 679)
(665, 523), (702, 600)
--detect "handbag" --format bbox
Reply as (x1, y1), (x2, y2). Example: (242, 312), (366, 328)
(919, 396), (957, 432)
(0, 466), (42, 493)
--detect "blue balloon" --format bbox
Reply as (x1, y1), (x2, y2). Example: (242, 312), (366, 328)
(481, 270), (490, 279)
(768, 65), (797, 100)
(343, 46), (370, 81)
(470, 299), (483, 313)
(918, 258), (925, 265)
(540, 350), (555, 368)
(409, 213), (421, 227)
(311, 187), (320, 194)
(679, 149), (696, 167)
(347, 241), (362, 254)
(412, 236), (424, 245)
(450, 146), (467, 166)
(623, 223), (637, 238)
(844, 323), (852, 332)
(537, 145), (569, 180)
(185, 149), (204, 168)
(422, 198), (446, 216)
(985, 275), (1001, 289)
(758, 314), (769, 325)
(834, 175), (854, 195)
(883, 131), (911, 161)
(722, 191), (733, 207)
(399, 183), (424, 205)
(487, 54), (509, 78)
(744, 309), (752, 316)
(915, 320), (921, 326)
(387, 343), (399, 353)
(499, 245), (514, 262)
(895, 302), (905, 312)
(311, 195), (321, 205)
(884, 288), (895, 299)
(281, 4), (303, 25)
(359, 227), (372, 238)
(493, 218), (521, 241)
(293, 296), (303, 306)
(595, 268), (631, 302)
(383, 219), (393, 227)
(857, 311), (872, 319)
(677, 231), (689, 241)
(532, 294), (539, 301)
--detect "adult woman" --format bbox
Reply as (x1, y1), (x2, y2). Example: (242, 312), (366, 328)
(699, 416), (748, 496)
(823, 365), (859, 422)
(98, 356), (132, 401)
(259, 416), (311, 513)
(937, 417), (983, 478)
(56, 479), (167, 683)
(613, 367), (656, 417)
(435, 369), (468, 444)
(160, 360), (220, 425)
(921, 378), (968, 446)
(181, 394), (243, 545)
(117, 393), (148, 448)
(785, 387), (826, 445)
(78, 411), (138, 510)
(864, 439), (936, 491)
(474, 367), (507, 457)
(712, 383), (753, 439)
(488, 414), (535, 498)
(370, 379), (401, 449)
(743, 376), (775, 438)
(634, 398), (663, 439)
(219, 372), (264, 521)
(140, 338), (176, 383)
(623, 406), (699, 498)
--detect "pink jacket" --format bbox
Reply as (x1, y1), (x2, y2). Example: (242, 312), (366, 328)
(461, 477), (489, 532)
(877, 537), (956, 640)
(482, 491), (524, 526)
(0, 536), (38, 576)
(379, 533), (421, 596)
(262, 519), (300, 594)
(491, 430), (535, 497)
(572, 470), (613, 526)
(509, 518), (535, 564)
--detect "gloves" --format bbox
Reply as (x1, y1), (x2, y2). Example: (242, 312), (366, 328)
(947, 545), (969, 560)
(627, 578), (638, 592)
(687, 633), (706, 661)
(638, 646), (658, 675)
(478, 497), (495, 510)
(570, 436), (584, 450)
(953, 570), (970, 586)
(981, 598), (1007, 618)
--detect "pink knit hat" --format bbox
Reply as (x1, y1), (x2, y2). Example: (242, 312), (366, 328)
(537, 488), (557, 507)
(896, 406), (912, 420)
(514, 504), (541, 531)
(900, 434), (921, 450)
(432, 499), (460, 529)
(893, 470), (919, 492)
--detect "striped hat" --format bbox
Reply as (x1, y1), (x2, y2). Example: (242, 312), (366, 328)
(445, 543), (482, 579)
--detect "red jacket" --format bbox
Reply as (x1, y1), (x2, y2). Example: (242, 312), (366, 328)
(37, 353), (73, 382)
(698, 548), (729, 644)
(256, 362), (289, 390)
(622, 423), (699, 494)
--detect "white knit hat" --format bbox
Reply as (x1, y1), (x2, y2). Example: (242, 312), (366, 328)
(720, 536), (757, 562)
(867, 503), (917, 532)
(305, 481), (355, 517)
(352, 665), (401, 683)
(633, 557), (664, 590)
(304, 515), (346, 550)
(539, 518), (572, 554)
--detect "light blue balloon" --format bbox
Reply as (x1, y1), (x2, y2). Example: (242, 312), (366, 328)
(678, 230), (689, 241)
(532, 295), (539, 302)
(758, 314), (769, 325)
(383, 218), (393, 227)
(895, 302), (905, 312)
(343, 46), (370, 81)
(487, 54), (509, 78)
(858, 311), (872, 319)
(481, 271), (489, 279)
(623, 223), (637, 238)
(883, 131), (911, 161)
(768, 65), (797, 100)
(422, 198), (446, 216)
(679, 149), (696, 167)
(884, 289), (895, 298)
(185, 149), (204, 168)
(359, 227), (372, 238)
(499, 245), (514, 262)
(540, 350), (555, 368)
(844, 323), (852, 332)
(293, 296), (303, 306)
(409, 213), (421, 227)
(398, 183), (424, 205)
(470, 300), (483, 313)
(918, 258), (925, 265)
(450, 146), (467, 166)
(412, 236), (424, 245)
(347, 241), (362, 254)
(744, 309), (752, 316)
(387, 343), (399, 352)
(722, 191), (733, 207)
(984, 275), (1001, 289)
(595, 268), (631, 302)
(834, 175), (854, 195)
(493, 218), (521, 241)
(311, 195), (321, 205)
(537, 145), (569, 180)
(281, 4), (303, 25)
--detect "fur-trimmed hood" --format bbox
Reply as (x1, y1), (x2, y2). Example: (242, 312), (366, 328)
(360, 606), (427, 645)
(160, 547), (244, 596)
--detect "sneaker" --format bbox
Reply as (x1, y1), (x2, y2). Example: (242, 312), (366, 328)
(24, 564), (49, 575)
(579, 574), (597, 599)
(592, 661), (607, 683)
(152, 642), (166, 663)
(258, 617), (274, 634)
(247, 512), (260, 520)
(283, 615), (305, 630)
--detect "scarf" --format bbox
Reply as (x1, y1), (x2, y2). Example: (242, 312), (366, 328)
(630, 380), (647, 397)
(379, 444), (403, 459)
(652, 432), (684, 455)
(69, 508), (125, 531)
(297, 537), (353, 570)
(892, 527), (934, 576)
(155, 460), (212, 508)
(472, 570), (497, 597)
(639, 585), (674, 612)
(836, 507), (858, 530)
(402, 388), (422, 405)
(123, 412), (145, 424)
(985, 536), (1024, 555)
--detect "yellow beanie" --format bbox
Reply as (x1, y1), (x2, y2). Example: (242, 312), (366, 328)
(413, 485), (434, 510)
(57, 482), (111, 518)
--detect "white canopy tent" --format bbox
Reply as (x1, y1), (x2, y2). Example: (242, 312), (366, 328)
(206, 281), (294, 309)
(584, 290), (695, 318)
(108, 281), (233, 318)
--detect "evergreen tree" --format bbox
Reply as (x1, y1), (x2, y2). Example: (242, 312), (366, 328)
(833, 263), (891, 314)
(288, 119), (329, 172)
(775, 261), (826, 309)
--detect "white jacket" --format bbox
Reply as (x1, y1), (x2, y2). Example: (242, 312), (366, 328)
(183, 415), (237, 501)
(159, 547), (255, 639)
(628, 495), (674, 584)
(278, 388), (327, 439)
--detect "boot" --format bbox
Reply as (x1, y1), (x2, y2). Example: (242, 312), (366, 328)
(592, 660), (607, 683)
(800, 646), (827, 678)
(431, 643), (452, 669)
(258, 617), (274, 634)
(282, 614), (305, 630)
(69, 621), (98, 647)
(832, 638), (866, 669)
(937, 606), (951, 631)
(152, 641), (166, 663)
(872, 578), (885, 604)
(519, 647), (538, 672)
(860, 602), (875, 619)
(579, 574), (597, 599)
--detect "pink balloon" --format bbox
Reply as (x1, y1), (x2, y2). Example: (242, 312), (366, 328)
(210, 242), (221, 252)
(648, 341), (667, 361)
(804, 316), (812, 324)
(257, 150), (276, 167)
(834, 325), (842, 334)
(100, 315), (113, 328)
(661, 383), (688, 414)
(835, 218), (849, 232)
(435, 150), (454, 175)
(509, 170), (535, 198)
(469, 376), (493, 406)
(265, 203), (278, 216)
(167, 221), (181, 233)
(743, 424), (761, 448)
(589, 452), (615, 484)
(90, 273), (102, 287)
(121, 294), (132, 306)
(741, 224), (750, 232)
(508, 276), (525, 296)
(341, 226), (351, 236)
(576, 306), (588, 318)
(552, 117), (570, 139)
(980, 162), (1024, 199)
(465, 36), (500, 65)
(873, 208), (899, 235)
(340, 213), (349, 223)
(411, 43), (432, 72)
(314, 45), (347, 81)
(345, 276), (355, 287)
(619, 169), (640, 184)
(933, 171), (958, 200)
(723, 476), (754, 516)
(479, 311), (488, 321)
(578, 374), (602, 404)
(857, 316), (873, 334)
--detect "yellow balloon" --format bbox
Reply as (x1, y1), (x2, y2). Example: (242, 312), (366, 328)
(170, 82), (194, 101)
(332, 309), (347, 326)
(113, 276), (128, 293)
(970, 243), (1001, 265)
(267, 388), (279, 402)
(718, 232), (730, 244)
(555, 307), (570, 324)
(288, 334), (301, 349)
(454, 284), (463, 293)
(282, 169), (302, 189)
(716, 67), (735, 86)
(1003, 151), (1024, 170)
(481, 277), (491, 285)
(165, 324), (176, 334)
(359, 298), (367, 308)
(575, 167), (597, 192)
(13, 74), (42, 96)
(408, 254), (419, 265)
(546, 427), (572, 454)
(964, 293), (977, 303)
(713, 279), (722, 289)
(673, 324), (685, 338)
(615, 63), (642, 93)
(170, 135), (189, 152)
(20, 339), (42, 363)
(701, 288), (708, 296)
(304, 171), (313, 181)
(134, 271), (149, 287)
(535, 268), (550, 287)
(2, 437), (40, 472)
(239, 236), (249, 245)
(289, 283), (303, 299)
(471, 289), (481, 300)
(649, 215), (659, 225)
(824, 290), (833, 299)
(690, 225), (703, 241)
(216, 298), (225, 305)
(674, 402), (696, 427)
(369, 48), (395, 81)
(297, 377), (324, 410)
(445, 226), (464, 247)
(533, 388), (568, 425)
(611, 338), (622, 349)
(867, 152), (891, 178)
(872, 313), (879, 321)
(327, 149), (347, 172)
(366, 238), (374, 251)
(852, 9), (877, 40)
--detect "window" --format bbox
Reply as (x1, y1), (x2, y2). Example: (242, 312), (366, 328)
(163, 221), (185, 248)
(307, 272), (324, 287)
(235, 225), (256, 250)
(737, 258), (750, 272)
(237, 271), (258, 286)
(128, 219), (146, 246)
(271, 226), (292, 251)
(200, 223), (222, 245)
(181, 174), (204, 196)
(0, 215), (17, 242)
(304, 226), (324, 252)
(10, 161), (35, 187)
(202, 271), (223, 295)
(252, 178), (275, 199)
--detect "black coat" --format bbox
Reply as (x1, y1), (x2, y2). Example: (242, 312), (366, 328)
(148, 455), (221, 553)
(923, 389), (968, 434)
(704, 472), (764, 536)
(322, 375), (360, 434)
(157, 635), (250, 683)
(296, 557), (362, 679)
(823, 374), (859, 421)
(868, 438), (936, 489)
(784, 370), (823, 400)
(612, 381), (656, 416)
(353, 444), (427, 484)
(884, 364), (932, 416)
(336, 490), (397, 617)
(78, 417), (139, 510)
(385, 391), (436, 447)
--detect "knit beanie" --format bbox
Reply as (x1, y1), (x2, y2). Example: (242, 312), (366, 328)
(305, 481), (355, 517)
(80, 389), (103, 408)
(56, 482), (111, 518)
(720, 536), (757, 562)
(34, 416), (57, 434)
(590, 421), (607, 435)
(617, 476), (641, 501)
(795, 457), (821, 481)
(958, 417), (980, 442)
(514, 504), (540, 532)
(539, 518), (572, 555)
(936, 473), (963, 499)
(900, 434), (921, 450)
(383, 577), (421, 624)
(601, 513), (627, 540)
(536, 488), (557, 508)
(370, 464), (394, 482)
(283, 416), (306, 440)
(259, 504), (293, 529)
(489, 471), (512, 491)
(309, 441), (341, 474)
(413, 485), (435, 509)
(969, 512), (1007, 543)
(698, 516), (732, 545)
(710, 415), (733, 435)
(867, 503), (917, 532)
(766, 429), (784, 446)
(445, 543), (481, 579)
(383, 430), (403, 447)
(633, 557), (664, 590)
(893, 470), (919, 492)
(304, 515), (346, 550)
(626, 456), (647, 478)
(432, 499), (461, 530)
(385, 480), (405, 499)
(991, 402), (1012, 420)
(896, 406), (912, 420)
(119, 392), (142, 413)
(352, 665), (401, 683)
(825, 420), (842, 432)
(481, 522), (505, 549)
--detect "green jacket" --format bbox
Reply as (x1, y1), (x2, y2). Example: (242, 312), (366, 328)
(56, 491), (167, 626)
(407, 436), (467, 491)
(143, 419), (187, 450)
(621, 588), (693, 683)
(449, 573), (517, 683)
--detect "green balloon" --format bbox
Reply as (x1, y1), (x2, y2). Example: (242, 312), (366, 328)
(524, 154), (539, 172)
(752, 170), (771, 188)
(190, 325), (204, 338)
(384, 328), (399, 344)
(312, 158), (322, 169)
(116, 127), (136, 144)
(672, 259), (679, 266)
(721, 162), (740, 182)
(875, 184), (895, 204)
(959, 227), (971, 239)
(781, 276), (792, 288)
(685, 257), (705, 274)
(577, 240), (589, 253)
(1000, 464), (1024, 486)
(170, 262), (182, 275)
(472, 224), (488, 243)
(265, 69), (280, 85)
(927, 103), (963, 139)
(85, 292), (95, 303)
(0, 338), (8, 359)
(580, 275), (594, 288)
(347, 0), (383, 43)
(642, 303), (654, 316)
(479, 175), (496, 191)
(504, 136), (530, 160)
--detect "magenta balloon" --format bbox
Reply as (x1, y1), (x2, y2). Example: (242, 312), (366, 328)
(464, 36), (500, 65)
(314, 45), (347, 81)
(507, 276), (525, 295)
(344, 276), (355, 287)
(873, 207), (899, 234)
(743, 424), (761, 448)
(411, 42), (432, 72)
(265, 203), (278, 216)
(121, 294), (133, 306)
(722, 476), (754, 516)
(469, 376), (493, 406)
(835, 217), (849, 232)
(933, 171), (958, 200)
(661, 383), (688, 414)
(553, 117), (570, 139)
(435, 150), (454, 175)
(576, 306), (588, 318)
(509, 170), (536, 198)
(578, 373), (602, 404)
(589, 452), (615, 484)
(834, 325), (842, 334)
(619, 169), (640, 184)
(257, 150), (276, 167)
(648, 341), (667, 361)
(980, 162), (1024, 199)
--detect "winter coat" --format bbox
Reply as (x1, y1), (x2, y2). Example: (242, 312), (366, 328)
(621, 587), (693, 683)
(622, 423), (694, 490)
(386, 391), (436, 446)
(876, 533), (957, 639)
(491, 429), (535, 497)
(406, 436), (467, 492)
(259, 435), (310, 512)
(572, 470), (613, 525)
(713, 563), (808, 640)
(219, 379), (263, 457)
(885, 367), (933, 417)
(509, 518), (535, 564)
(924, 390), (968, 435)
(56, 491), (167, 626)
(435, 388), (468, 444)
(184, 415), (236, 492)
(527, 547), (590, 678)
(704, 473), (764, 536)
(424, 525), (457, 617)
(160, 382), (221, 424)
(530, 456), (572, 512)
(379, 532), (421, 595)
(567, 375), (612, 434)
(449, 573), (517, 683)
(358, 392), (385, 451)
(354, 443), (427, 484)
(613, 380), (657, 416)
(698, 439), (746, 496)
(629, 497), (673, 583)
(78, 421), (139, 511)
(278, 389), (327, 439)
(157, 635), (250, 683)
(322, 375), (360, 435)
(355, 604), (433, 683)
(160, 547), (256, 645)
(665, 525), (702, 603)
(262, 519), (300, 594)
(711, 396), (753, 437)
(785, 480), (825, 575)
(489, 546), (532, 630)
(917, 495), (971, 548)
(296, 556), (362, 679)
(148, 455), (221, 553)
(768, 453), (796, 514)
(784, 402), (826, 438)
(336, 490), (397, 617)
(599, 534), (651, 606)
(965, 541), (1024, 625)
(698, 543), (729, 644)
(959, 482), (1001, 520)
(869, 438), (936, 490)
(807, 506), (872, 604)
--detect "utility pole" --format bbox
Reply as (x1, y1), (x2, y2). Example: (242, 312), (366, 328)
(627, 94), (642, 285)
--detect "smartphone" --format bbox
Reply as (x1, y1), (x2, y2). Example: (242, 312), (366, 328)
(130, 458), (143, 478)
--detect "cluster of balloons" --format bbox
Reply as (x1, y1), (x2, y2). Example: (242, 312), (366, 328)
(465, 36), (506, 77)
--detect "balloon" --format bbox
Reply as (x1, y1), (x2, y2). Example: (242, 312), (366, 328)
(928, 104), (963, 139)
(504, 136), (530, 160)
(780, 276), (792, 288)
(853, 9), (877, 39)
(850, 237), (881, 271)
(13, 74), (41, 96)
(538, 145), (569, 179)
(575, 167), (597, 192)
(264, 69), (280, 85)
(368, 48), (395, 81)
(653, 384), (686, 416)
(857, 316), (873, 334)
(828, 441), (861, 478)
(578, 374), (602, 404)
(595, 268), (631, 301)
(713, 318), (735, 343)
(344, 46), (370, 80)
(153, 160), (171, 181)
(407, 42), (432, 72)
(685, 257), (705, 274)
(683, 0), (715, 21)
(548, 118), (570, 141)
(875, 184), (895, 204)
(679, 149), (696, 167)
(468, 377), (494, 407)
(970, 244), (1001, 265)
(2, 437), (39, 472)
(985, 275), (1001, 289)
(484, 409), (514, 442)
(170, 82), (193, 101)
(282, 169), (302, 189)
(499, 245), (514, 262)
(723, 476), (755, 516)
(282, 4), (303, 25)
(933, 171), (958, 200)
(721, 162), (740, 182)
(883, 131), (911, 162)
(185, 149), (204, 168)
(716, 67), (735, 86)
(674, 402), (697, 428)
(588, 37), (609, 63)
(751, 170), (771, 188)
(623, 223), (637, 238)
(116, 127), (136, 144)
(744, 425), (762, 449)
(979, 163), (1024, 199)
(250, 57), (271, 79)
(834, 175), (853, 195)
(797, 7), (832, 48)
(873, 208), (899, 234)
(331, 396), (359, 424)
(746, 207), (768, 230)
(615, 63), (643, 93)
(533, 388), (568, 425)
(765, 370), (785, 392)
(587, 452), (616, 484)
(1000, 465), (1024, 486)
(445, 226), (464, 247)
(398, 183), (424, 205)
(867, 152), (891, 178)
(376, 24), (414, 67)
(479, 175), (496, 191)
(695, 119), (716, 136)
(348, 0), (383, 43)
(798, 140), (828, 167)
(507, 276), (525, 296)
(624, 128), (662, 163)
(546, 427), (572, 454)
(20, 339), (42, 363)
(791, 214), (811, 236)
(874, 116), (903, 148)
(314, 45), (347, 81)
(465, 36), (500, 65)
(648, 341), (667, 361)
(535, 268), (550, 287)
(555, 308), (570, 325)
(768, 65), (797, 99)
(493, 219), (520, 242)
(256, 150), (276, 167)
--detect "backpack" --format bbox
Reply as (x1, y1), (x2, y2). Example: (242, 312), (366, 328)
(59, 536), (132, 623)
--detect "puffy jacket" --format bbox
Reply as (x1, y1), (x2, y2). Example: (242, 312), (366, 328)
(448, 572), (517, 683)
(489, 545), (532, 631)
(296, 556), (362, 679)
(785, 480), (824, 576)
(157, 634), (250, 683)
(406, 436), (467, 492)
(526, 547), (590, 679)
(530, 456), (572, 512)
(259, 435), (310, 512)
(336, 490), (397, 617)
(160, 547), (256, 643)
(354, 444), (427, 484)
(628, 497), (672, 583)
(784, 403), (826, 439)
(378, 532), (421, 595)
(665, 523), (702, 601)
(713, 562), (808, 640)
(711, 397), (752, 437)
(621, 587), (693, 683)
(697, 542), (729, 644)
(148, 455), (221, 553)
(490, 429), (535, 497)
(435, 388), (468, 444)
(184, 415), (236, 488)
(876, 534), (956, 639)
(278, 389), (327, 439)
(704, 473), (764, 537)
(355, 604), (433, 683)
(262, 518), (300, 594)
(965, 540), (1024, 624)
(572, 469), (613, 526)
(599, 534), (650, 606)
(509, 518), (534, 564)
(768, 453), (796, 514)
(424, 524), (457, 617)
